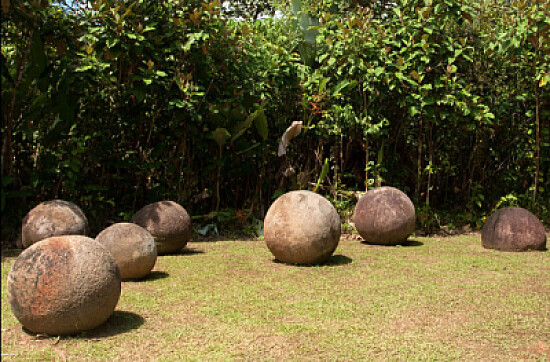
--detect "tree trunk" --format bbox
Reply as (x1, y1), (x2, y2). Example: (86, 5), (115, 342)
(2, 29), (34, 178)
(365, 133), (369, 191)
(416, 114), (423, 203)
(426, 122), (433, 209)
(534, 79), (540, 203)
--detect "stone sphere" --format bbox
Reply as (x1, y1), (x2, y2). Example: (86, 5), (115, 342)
(354, 186), (416, 245)
(96, 223), (157, 279)
(130, 201), (192, 254)
(7, 235), (121, 335)
(21, 199), (89, 248)
(482, 207), (547, 251)
(264, 190), (341, 265)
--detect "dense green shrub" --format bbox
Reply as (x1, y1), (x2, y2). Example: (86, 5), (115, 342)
(1, 0), (548, 242)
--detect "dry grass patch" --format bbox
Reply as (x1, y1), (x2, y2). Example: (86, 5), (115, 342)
(2, 234), (549, 360)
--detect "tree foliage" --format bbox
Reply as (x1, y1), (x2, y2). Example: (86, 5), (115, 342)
(1, 0), (548, 241)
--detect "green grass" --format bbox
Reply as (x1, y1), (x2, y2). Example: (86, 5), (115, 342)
(2, 235), (550, 360)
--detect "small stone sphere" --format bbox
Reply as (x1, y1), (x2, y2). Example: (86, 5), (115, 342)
(354, 186), (416, 245)
(264, 190), (341, 265)
(482, 207), (547, 251)
(7, 235), (121, 335)
(21, 200), (89, 248)
(96, 223), (157, 280)
(130, 201), (192, 254)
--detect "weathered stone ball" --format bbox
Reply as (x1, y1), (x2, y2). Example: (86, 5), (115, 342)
(264, 190), (341, 265)
(21, 200), (89, 248)
(130, 201), (192, 254)
(96, 223), (157, 279)
(7, 235), (121, 335)
(354, 186), (416, 245)
(482, 207), (547, 251)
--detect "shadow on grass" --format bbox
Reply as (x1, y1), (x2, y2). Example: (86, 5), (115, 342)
(161, 247), (204, 256)
(1, 248), (22, 261)
(401, 239), (424, 247)
(72, 311), (144, 339)
(124, 270), (169, 283)
(273, 254), (353, 267)
(323, 254), (353, 266)
(360, 239), (424, 247)
(82, 310), (144, 338)
(21, 311), (145, 340)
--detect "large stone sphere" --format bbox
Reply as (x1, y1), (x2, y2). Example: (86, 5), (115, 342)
(7, 235), (121, 335)
(354, 186), (416, 245)
(96, 223), (157, 279)
(130, 201), (192, 254)
(21, 200), (89, 248)
(482, 207), (547, 251)
(264, 190), (341, 265)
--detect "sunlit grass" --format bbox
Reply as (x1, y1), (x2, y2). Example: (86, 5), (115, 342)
(2, 234), (549, 360)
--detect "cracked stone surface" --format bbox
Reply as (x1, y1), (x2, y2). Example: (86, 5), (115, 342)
(7, 235), (121, 335)
(482, 207), (547, 252)
(21, 200), (89, 248)
(131, 201), (192, 255)
(96, 223), (157, 279)
(354, 186), (416, 245)
(264, 190), (341, 265)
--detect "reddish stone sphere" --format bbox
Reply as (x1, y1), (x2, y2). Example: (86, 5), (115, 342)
(354, 186), (416, 245)
(130, 201), (192, 254)
(481, 207), (547, 251)
(264, 190), (341, 265)
(96, 223), (157, 280)
(7, 235), (121, 335)
(21, 200), (89, 248)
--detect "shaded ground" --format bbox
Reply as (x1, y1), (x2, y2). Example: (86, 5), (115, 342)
(2, 234), (549, 360)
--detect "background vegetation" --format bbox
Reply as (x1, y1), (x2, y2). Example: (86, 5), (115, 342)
(2, 0), (549, 241)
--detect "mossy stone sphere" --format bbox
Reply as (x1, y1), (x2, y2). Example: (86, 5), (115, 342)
(7, 235), (121, 335)
(354, 186), (416, 245)
(21, 200), (89, 248)
(130, 201), (192, 254)
(96, 223), (157, 279)
(482, 207), (547, 251)
(264, 190), (341, 265)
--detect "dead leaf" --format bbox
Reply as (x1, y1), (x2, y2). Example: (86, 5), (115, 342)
(277, 121), (303, 157)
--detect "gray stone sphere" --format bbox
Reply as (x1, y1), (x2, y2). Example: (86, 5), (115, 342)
(95, 223), (157, 279)
(130, 201), (192, 254)
(354, 186), (416, 245)
(21, 200), (89, 248)
(7, 235), (121, 335)
(264, 190), (341, 265)
(482, 207), (547, 251)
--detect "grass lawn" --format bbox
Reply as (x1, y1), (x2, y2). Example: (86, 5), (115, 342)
(2, 234), (549, 360)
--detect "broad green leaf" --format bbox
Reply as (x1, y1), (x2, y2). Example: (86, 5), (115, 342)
(331, 80), (356, 96)
(409, 106), (420, 117)
(28, 32), (47, 79)
(313, 158), (329, 193)
(75, 65), (93, 72)
(212, 128), (231, 148)
(377, 140), (385, 167)
(231, 111), (256, 143)
(254, 110), (268, 141)
(319, 77), (329, 94)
